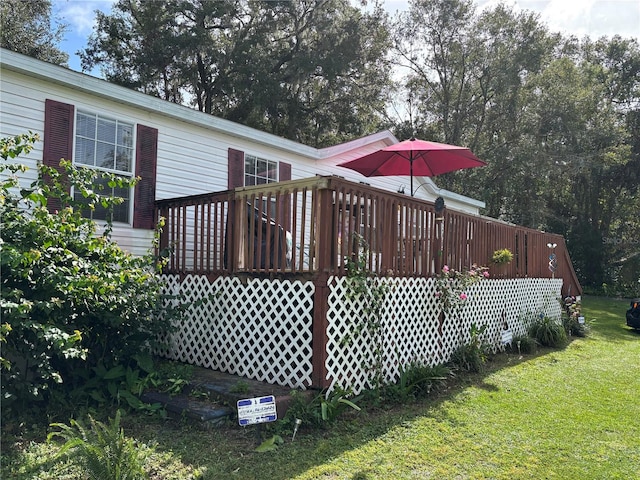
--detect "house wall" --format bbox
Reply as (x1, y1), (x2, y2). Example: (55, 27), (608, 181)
(1, 50), (483, 258)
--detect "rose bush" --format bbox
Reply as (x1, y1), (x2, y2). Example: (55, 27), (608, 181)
(435, 264), (489, 317)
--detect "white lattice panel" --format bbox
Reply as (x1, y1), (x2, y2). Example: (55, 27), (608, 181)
(326, 276), (443, 394)
(158, 273), (562, 394)
(326, 277), (563, 394)
(158, 274), (315, 389)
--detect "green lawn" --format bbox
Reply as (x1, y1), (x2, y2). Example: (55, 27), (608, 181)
(3, 296), (639, 479)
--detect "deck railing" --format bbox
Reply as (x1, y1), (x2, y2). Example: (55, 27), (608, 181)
(155, 176), (582, 296)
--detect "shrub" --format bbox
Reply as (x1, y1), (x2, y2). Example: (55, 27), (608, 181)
(284, 388), (361, 427)
(491, 248), (513, 265)
(449, 323), (491, 373)
(384, 362), (452, 403)
(529, 315), (567, 348)
(562, 296), (590, 337)
(48, 410), (149, 480)
(0, 133), (175, 416)
(510, 335), (537, 354)
(563, 315), (591, 337)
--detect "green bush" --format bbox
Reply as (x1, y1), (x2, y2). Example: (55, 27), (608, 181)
(48, 410), (149, 480)
(384, 362), (452, 403)
(561, 296), (590, 337)
(563, 315), (591, 337)
(284, 388), (361, 427)
(449, 323), (490, 373)
(510, 334), (537, 354)
(491, 248), (513, 265)
(0, 133), (175, 417)
(529, 315), (567, 348)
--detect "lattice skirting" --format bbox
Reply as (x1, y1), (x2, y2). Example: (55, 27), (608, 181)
(157, 274), (562, 394)
(325, 277), (563, 394)
(156, 274), (315, 389)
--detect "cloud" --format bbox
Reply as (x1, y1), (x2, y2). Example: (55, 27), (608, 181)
(476, 0), (639, 40)
(54, 0), (116, 36)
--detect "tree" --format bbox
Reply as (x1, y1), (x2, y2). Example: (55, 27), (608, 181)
(80, 0), (393, 147)
(394, 0), (640, 292)
(394, 0), (559, 219)
(394, 0), (478, 146)
(0, 0), (68, 65)
(541, 37), (640, 290)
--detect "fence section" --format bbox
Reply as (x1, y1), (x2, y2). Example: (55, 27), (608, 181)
(156, 191), (233, 276)
(156, 274), (563, 393)
(157, 274), (315, 389)
(325, 276), (563, 394)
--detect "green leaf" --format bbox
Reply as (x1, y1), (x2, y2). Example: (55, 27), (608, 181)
(118, 390), (143, 409)
(337, 398), (361, 411)
(255, 435), (284, 452)
(103, 365), (126, 380)
(133, 353), (154, 373)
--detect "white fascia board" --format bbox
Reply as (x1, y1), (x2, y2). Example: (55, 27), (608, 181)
(0, 49), (319, 158)
(317, 130), (399, 159)
(415, 177), (486, 209)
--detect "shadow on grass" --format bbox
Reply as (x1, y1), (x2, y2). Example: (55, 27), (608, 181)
(112, 344), (578, 480)
(2, 344), (615, 480)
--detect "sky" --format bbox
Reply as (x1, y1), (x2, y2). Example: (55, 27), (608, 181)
(53, 0), (640, 74)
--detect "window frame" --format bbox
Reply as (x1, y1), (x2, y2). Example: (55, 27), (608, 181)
(72, 109), (136, 225)
(244, 153), (279, 187)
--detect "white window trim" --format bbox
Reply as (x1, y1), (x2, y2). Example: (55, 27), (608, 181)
(244, 153), (279, 186)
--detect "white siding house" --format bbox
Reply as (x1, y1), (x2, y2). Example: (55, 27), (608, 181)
(0, 48), (484, 257)
(2, 49), (581, 394)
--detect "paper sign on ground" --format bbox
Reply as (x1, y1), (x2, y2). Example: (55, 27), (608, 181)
(237, 395), (277, 426)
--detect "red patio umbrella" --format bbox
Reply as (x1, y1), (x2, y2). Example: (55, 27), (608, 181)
(338, 138), (486, 196)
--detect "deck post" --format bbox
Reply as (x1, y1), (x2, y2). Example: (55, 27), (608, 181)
(311, 273), (331, 389)
(310, 187), (335, 389)
(434, 213), (445, 273)
(156, 204), (169, 265)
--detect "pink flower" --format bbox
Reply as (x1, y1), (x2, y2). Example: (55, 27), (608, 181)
(483, 271), (490, 278)
(459, 293), (468, 300)
(442, 265), (450, 273)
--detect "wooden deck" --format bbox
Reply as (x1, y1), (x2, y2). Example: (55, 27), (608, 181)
(156, 176), (581, 297)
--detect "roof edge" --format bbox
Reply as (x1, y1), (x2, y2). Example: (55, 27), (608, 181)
(1, 48), (321, 157)
(317, 130), (398, 158)
(415, 178), (486, 209)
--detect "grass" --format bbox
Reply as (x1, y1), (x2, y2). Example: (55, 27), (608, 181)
(2, 296), (639, 479)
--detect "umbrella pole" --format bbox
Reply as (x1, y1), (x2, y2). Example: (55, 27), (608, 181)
(410, 157), (414, 196)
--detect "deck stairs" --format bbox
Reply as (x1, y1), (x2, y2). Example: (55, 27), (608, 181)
(141, 367), (309, 428)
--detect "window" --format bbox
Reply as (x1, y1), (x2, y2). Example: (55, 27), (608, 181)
(45, 99), (158, 229)
(244, 154), (280, 217)
(244, 154), (278, 186)
(73, 111), (135, 223)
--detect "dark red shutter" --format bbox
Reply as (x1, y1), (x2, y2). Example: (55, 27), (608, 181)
(279, 161), (291, 182)
(133, 124), (158, 229)
(228, 148), (244, 189)
(43, 99), (74, 212)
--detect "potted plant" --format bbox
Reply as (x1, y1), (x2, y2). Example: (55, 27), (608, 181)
(490, 249), (513, 277)
(491, 248), (513, 265)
